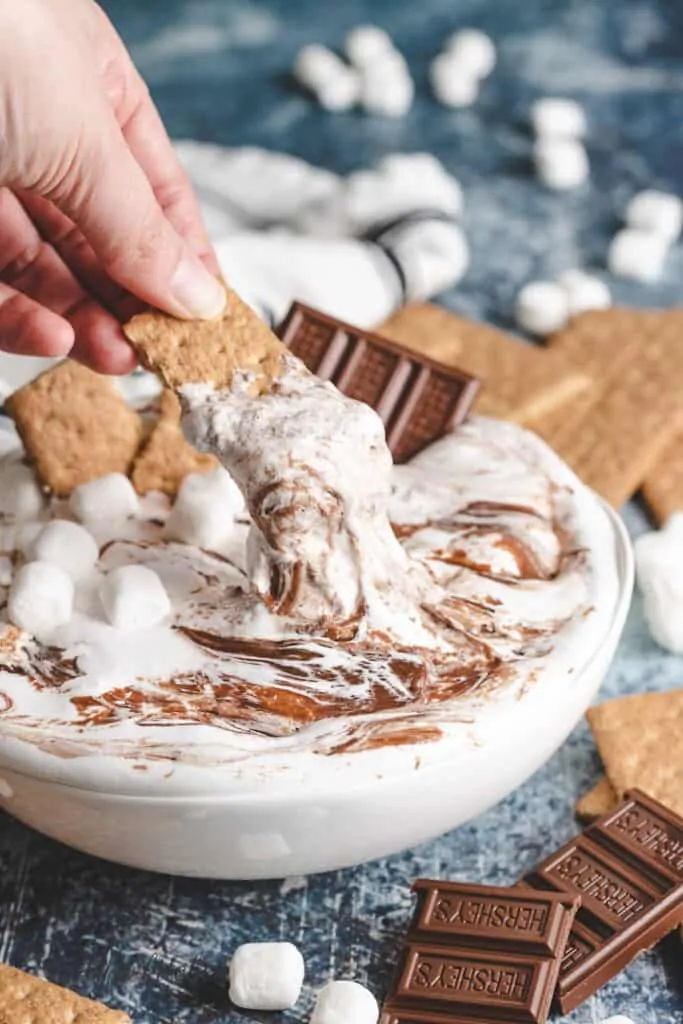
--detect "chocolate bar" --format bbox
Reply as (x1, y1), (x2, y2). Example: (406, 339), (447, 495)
(524, 788), (683, 1012)
(278, 302), (480, 463)
(381, 881), (579, 1024)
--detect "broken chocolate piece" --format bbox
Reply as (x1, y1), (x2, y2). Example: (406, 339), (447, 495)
(278, 302), (480, 462)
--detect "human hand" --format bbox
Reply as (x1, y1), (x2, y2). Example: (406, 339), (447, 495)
(0, 0), (225, 373)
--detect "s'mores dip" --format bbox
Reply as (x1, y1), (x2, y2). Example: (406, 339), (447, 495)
(0, 292), (620, 807)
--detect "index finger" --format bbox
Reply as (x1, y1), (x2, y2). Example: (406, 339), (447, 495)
(96, 9), (219, 276)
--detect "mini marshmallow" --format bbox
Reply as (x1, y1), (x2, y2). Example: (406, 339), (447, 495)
(8, 561), (74, 635)
(293, 45), (360, 112)
(317, 72), (361, 112)
(165, 467), (244, 550)
(228, 942), (304, 1011)
(0, 555), (12, 587)
(626, 189), (682, 242)
(635, 515), (683, 654)
(311, 980), (379, 1024)
(0, 462), (44, 519)
(360, 60), (414, 117)
(446, 28), (496, 79)
(515, 281), (570, 336)
(346, 25), (395, 67)
(534, 138), (589, 190)
(557, 270), (611, 316)
(70, 473), (140, 523)
(531, 98), (586, 139)
(30, 520), (98, 580)
(99, 564), (171, 631)
(430, 54), (479, 108)
(607, 228), (668, 282)
(294, 44), (344, 91)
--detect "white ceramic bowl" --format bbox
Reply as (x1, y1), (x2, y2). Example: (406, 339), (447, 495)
(0, 502), (633, 878)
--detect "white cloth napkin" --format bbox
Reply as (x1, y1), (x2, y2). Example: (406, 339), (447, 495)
(176, 142), (468, 327)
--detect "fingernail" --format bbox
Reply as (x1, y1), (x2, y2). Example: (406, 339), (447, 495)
(170, 258), (226, 319)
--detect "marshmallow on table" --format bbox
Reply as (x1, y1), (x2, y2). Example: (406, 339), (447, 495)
(311, 980), (379, 1024)
(99, 564), (171, 631)
(294, 44), (360, 112)
(70, 472), (140, 523)
(557, 270), (611, 316)
(228, 942), (304, 1011)
(430, 53), (479, 108)
(626, 189), (682, 242)
(446, 28), (496, 79)
(30, 520), (99, 581)
(8, 561), (74, 635)
(515, 281), (570, 336)
(0, 461), (44, 519)
(359, 51), (414, 117)
(531, 98), (586, 139)
(607, 228), (668, 282)
(635, 514), (683, 654)
(534, 138), (589, 190)
(346, 25), (395, 67)
(165, 466), (244, 550)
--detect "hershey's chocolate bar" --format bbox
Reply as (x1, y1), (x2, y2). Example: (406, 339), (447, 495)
(278, 302), (480, 463)
(524, 788), (683, 1012)
(381, 881), (579, 1024)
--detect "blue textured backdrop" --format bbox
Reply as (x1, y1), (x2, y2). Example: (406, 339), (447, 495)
(1, 1), (682, 1021)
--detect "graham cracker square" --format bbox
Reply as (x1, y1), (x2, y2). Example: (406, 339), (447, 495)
(5, 361), (142, 497)
(543, 308), (683, 508)
(123, 285), (285, 392)
(131, 390), (217, 496)
(0, 962), (130, 1023)
(575, 775), (618, 822)
(587, 688), (683, 817)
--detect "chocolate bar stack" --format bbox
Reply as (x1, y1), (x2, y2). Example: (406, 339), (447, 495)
(382, 790), (683, 1023)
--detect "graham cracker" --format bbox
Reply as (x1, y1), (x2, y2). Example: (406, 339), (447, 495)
(123, 284), (285, 393)
(0, 962), (130, 1023)
(587, 688), (683, 818)
(5, 361), (142, 497)
(378, 303), (591, 427)
(641, 430), (683, 525)
(575, 776), (618, 822)
(130, 389), (216, 496)
(542, 308), (683, 507)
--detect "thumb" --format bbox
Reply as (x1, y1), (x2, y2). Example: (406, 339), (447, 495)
(47, 109), (225, 321)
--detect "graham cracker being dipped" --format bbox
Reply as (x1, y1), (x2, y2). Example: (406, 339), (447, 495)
(642, 430), (683, 525)
(378, 302), (591, 428)
(0, 962), (130, 1023)
(541, 308), (683, 508)
(131, 390), (217, 496)
(586, 688), (683, 818)
(575, 775), (618, 822)
(5, 361), (142, 497)
(124, 284), (285, 393)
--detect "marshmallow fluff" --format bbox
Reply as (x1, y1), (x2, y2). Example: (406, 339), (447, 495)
(181, 355), (428, 638)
